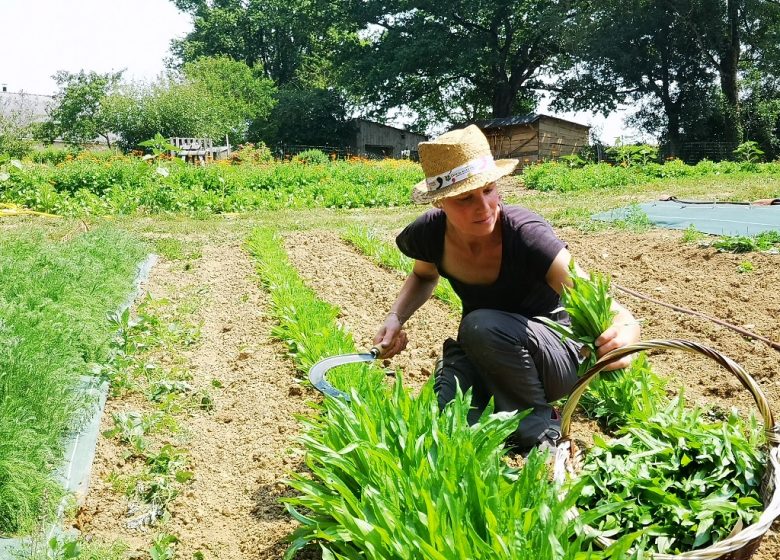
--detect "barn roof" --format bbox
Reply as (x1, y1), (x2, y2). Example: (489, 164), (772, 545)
(352, 118), (428, 139)
(474, 113), (589, 130)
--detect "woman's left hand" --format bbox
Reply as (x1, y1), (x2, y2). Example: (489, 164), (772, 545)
(595, 320), (641, 371)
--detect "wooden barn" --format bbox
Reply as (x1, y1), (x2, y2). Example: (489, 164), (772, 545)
(473, 114), (590, 166)
(348, 119), (428, 159)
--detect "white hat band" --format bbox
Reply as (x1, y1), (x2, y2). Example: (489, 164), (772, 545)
(424, 155), (496, 192)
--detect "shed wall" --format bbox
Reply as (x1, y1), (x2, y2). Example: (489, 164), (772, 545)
(477, 116), (590, 167)
(537, 119), (589, 159)
(483, 125), (539, 162)
(354, 120), (427, 158)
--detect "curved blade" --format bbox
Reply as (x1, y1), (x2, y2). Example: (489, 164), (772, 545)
(308, 352), (377, 401)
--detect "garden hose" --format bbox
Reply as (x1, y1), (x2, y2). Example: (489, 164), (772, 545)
(614, 282), (780, 353)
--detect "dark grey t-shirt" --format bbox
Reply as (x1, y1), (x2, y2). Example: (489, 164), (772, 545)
(396, 205), (566, 319)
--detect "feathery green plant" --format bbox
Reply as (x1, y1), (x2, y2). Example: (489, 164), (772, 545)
(0, 226), (146, 534)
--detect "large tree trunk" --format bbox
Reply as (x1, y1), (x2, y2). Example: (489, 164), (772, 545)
(492, 83), (516, 118)
(719, 0), (742, 144)
(665, 108), (683, 158)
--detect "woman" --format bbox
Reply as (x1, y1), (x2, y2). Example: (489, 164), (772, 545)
(373, 125), (640, 452)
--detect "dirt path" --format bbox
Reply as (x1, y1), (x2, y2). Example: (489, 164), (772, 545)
(284, 230), (458, 388)
(77, 242), (308, 559)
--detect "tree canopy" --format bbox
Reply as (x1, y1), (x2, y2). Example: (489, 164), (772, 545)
(41, 70), (124, 148)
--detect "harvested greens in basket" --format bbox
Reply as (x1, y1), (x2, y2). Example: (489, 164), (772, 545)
(547, 263), (767, 555)
(575, 397), (765, 554)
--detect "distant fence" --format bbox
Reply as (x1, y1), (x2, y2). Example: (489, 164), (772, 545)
(273, 144), (419, 161)
(660, 141), (739, 164)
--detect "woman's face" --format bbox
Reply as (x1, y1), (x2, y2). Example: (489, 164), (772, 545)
(439, 182), (500, 237)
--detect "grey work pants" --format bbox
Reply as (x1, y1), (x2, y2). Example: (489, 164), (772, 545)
(434, 308), (581, 449)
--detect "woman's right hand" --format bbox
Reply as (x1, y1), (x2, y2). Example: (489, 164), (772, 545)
(373, 313), (408, 358)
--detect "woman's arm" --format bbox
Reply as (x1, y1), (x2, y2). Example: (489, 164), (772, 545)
(546, 248), (640, 370)
(373, 259), (440, 358)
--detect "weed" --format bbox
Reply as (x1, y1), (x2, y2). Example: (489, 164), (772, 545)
(681, 224), (707, 244)
(712, 232), (780, 253)
(737, 260), (754, 273)
(614, 204), (653, 232)
(45, 536), (81, 559)
(149, 533), (178, 560)
(153, 238), (202, 262)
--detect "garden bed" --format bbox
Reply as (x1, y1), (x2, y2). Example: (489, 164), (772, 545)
(66, 224), (780, 559)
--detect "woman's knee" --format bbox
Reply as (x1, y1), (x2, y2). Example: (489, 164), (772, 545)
(458, 309), (530, 350)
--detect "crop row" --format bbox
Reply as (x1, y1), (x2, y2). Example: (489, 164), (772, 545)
(0, 158), (421, 216)
(0, 227), (146, 535)
(246, 227), (631, 559)
(334, 228), (768, 555)
(2, 154), (780, 217)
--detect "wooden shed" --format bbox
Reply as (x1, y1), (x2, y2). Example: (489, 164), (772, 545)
(473, 114), (590, 166)
(349, 119), (428, 159)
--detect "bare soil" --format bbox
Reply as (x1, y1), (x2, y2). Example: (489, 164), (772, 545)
(76, 220), (780, 559)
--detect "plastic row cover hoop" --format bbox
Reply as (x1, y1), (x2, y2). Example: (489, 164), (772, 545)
(553, 339), (780, 560)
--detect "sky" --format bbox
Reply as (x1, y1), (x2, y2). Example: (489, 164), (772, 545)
(0, 0), (645, 143)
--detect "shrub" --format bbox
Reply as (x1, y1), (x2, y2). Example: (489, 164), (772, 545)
(230, 142), (273, 164)
(734, 140), (765, 163)
(292, 149), (328, 165)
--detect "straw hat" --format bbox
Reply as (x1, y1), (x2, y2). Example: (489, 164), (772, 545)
(412, 124), (519, 204)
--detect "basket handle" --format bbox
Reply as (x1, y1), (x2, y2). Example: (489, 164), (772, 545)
(559, 338), (780, 443)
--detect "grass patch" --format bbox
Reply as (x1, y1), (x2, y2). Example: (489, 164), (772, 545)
(0, 226), (146, 535)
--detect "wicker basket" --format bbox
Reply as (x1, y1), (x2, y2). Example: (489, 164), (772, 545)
(552, 339), (780, 560)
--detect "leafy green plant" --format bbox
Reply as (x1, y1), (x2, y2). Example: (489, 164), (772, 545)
(615, 204), (652, 232)
(681, 224), (707, 244)
(576, 398), (765, 554)
(539, 263), (665, 428)
(737, 260), (754, 273)
(149, 533), (178, 560)
(734, 140), (765, 163)
(46, 536), (81, 559)
(607, 143), (659, 166)
(231, 142), (273, 164)
(139, 133), (179, 160)
(711, 232), (780, 253)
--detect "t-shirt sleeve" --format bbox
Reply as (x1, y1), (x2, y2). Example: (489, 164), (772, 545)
(395, 211), (441, 264)
(519, 219), (566, 274)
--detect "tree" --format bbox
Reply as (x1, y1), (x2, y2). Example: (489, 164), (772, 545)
(182, 55), (277, 138)
(0, 93), (38, 158)
(104, 58), (276, 151)
(663, 0), (780, 144)
(551, 0), (714, 153)
(170, 0), (330, 86)
(252, 86), (352, 146)
(330, 0), (570, 128)
(42, 70), (124, 148)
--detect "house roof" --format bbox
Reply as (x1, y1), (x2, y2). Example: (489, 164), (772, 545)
(473, 113), (590, 130)
(0, 91), (54, 125)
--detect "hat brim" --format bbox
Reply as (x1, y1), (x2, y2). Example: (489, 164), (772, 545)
(411, 158), (519, 204)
